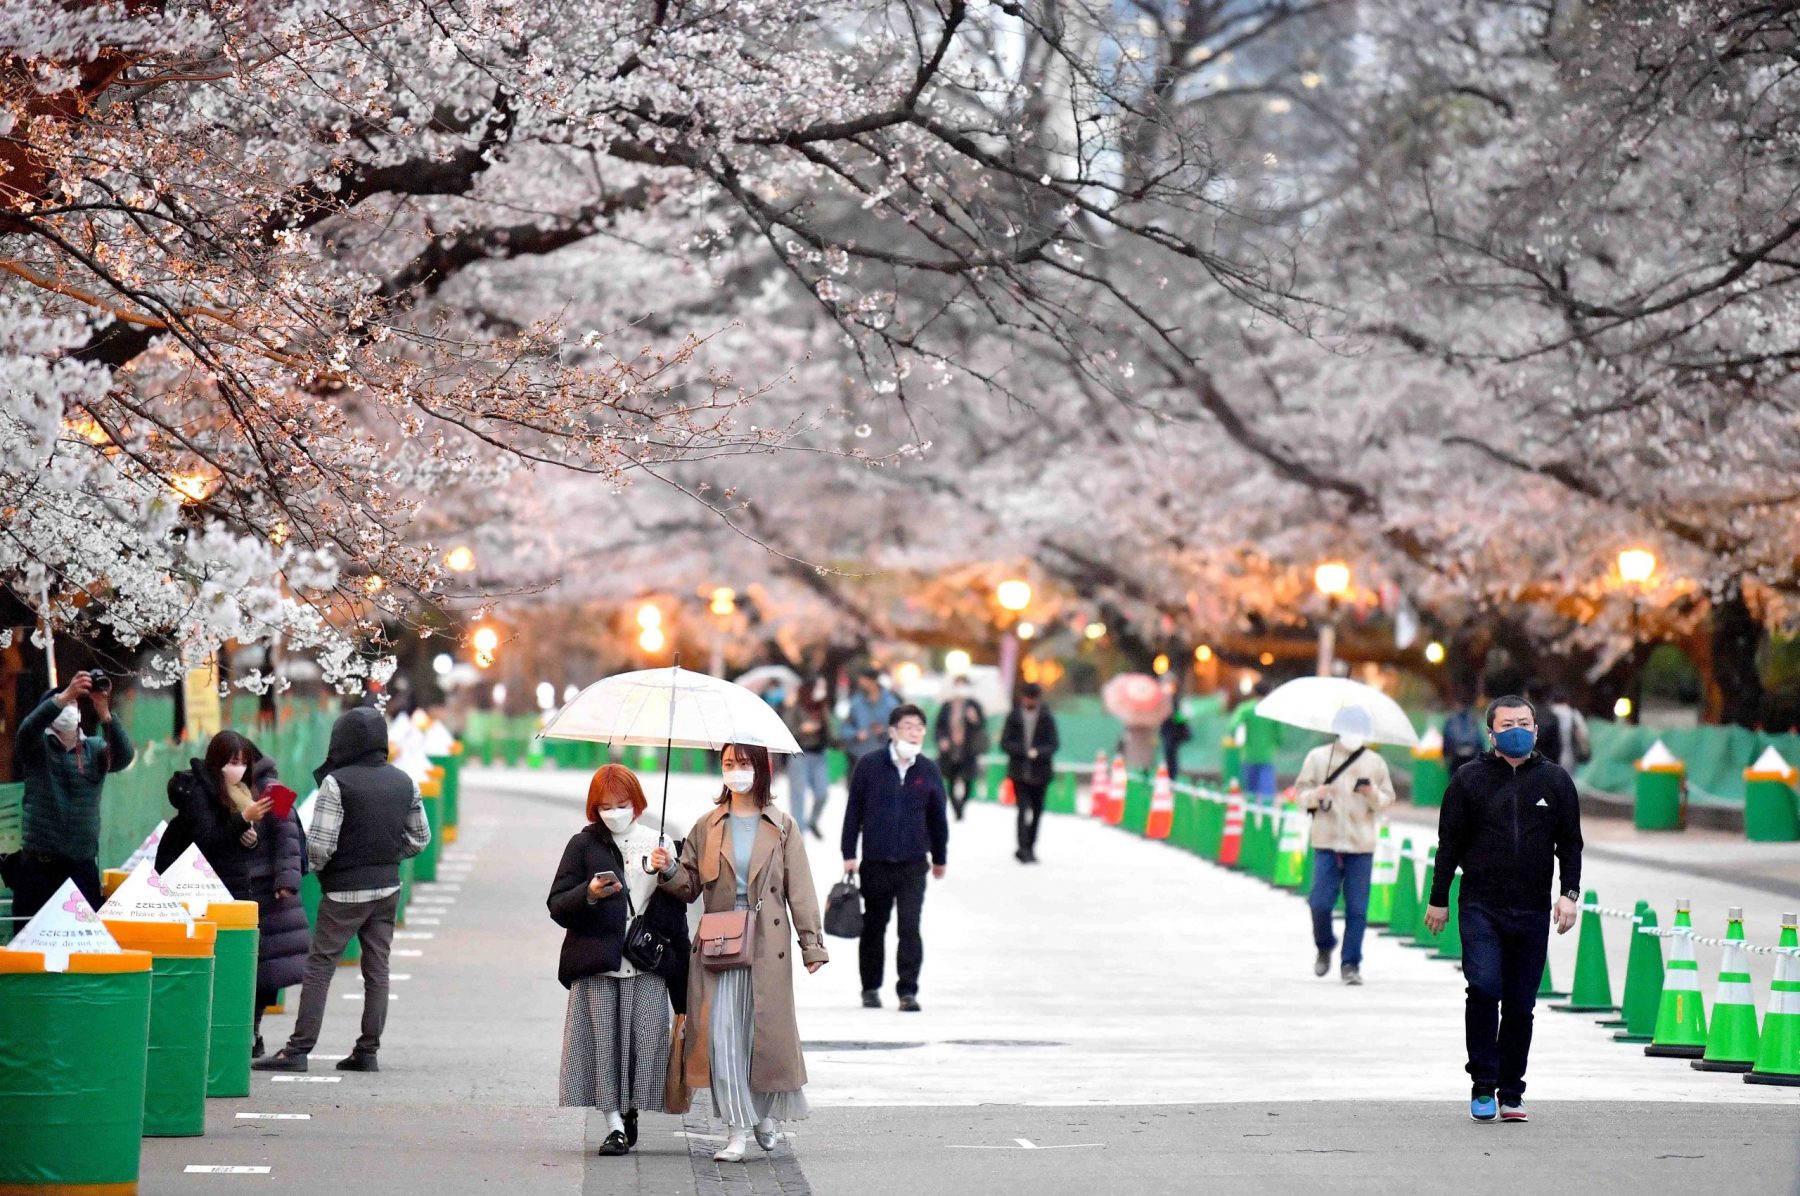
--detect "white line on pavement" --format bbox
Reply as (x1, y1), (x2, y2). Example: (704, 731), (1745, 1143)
(342, 993), (396, 1001)
(394, 932), (434, 940)
(405, 917), (442, 925)
(268, 1076), (339, 1083)
(425, 883), (463, 891)
(235, 1113), (311, 1120)
(185, 1165), (273, 1173)
(394, 949), (423, 957)
(946, 1143), (1104, 1152)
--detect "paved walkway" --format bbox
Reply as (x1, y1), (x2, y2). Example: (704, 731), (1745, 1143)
(139, 766), (1800, 1194)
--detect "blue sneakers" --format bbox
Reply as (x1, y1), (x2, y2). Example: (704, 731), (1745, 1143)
(1470, 1095), (1499, 1122)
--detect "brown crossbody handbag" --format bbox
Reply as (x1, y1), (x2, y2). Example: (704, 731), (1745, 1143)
(696, 816), (787, 972)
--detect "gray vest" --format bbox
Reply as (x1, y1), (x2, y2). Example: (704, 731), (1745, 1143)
(319, 762), (414, 891)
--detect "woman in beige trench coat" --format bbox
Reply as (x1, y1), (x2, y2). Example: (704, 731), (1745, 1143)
(652, 742), (828, 1162)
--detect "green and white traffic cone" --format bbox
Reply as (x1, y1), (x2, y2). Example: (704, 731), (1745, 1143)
(1744, 911), (1800, 1087)
(1598, 901), (1650, 1028)
(1538, 960), (1569, 1000)
(1407, 847), (1441, 950)
(1551, 890), (1618, 1013)
(1612, 905), (1665, 1044)
(1271, 802), (1308, 889)
(1646, 899), (1708, 1059)
(1693, 907), (1760, 1072)
(1383, 841), (1419, 939)
(1367, 824), (1398, 927)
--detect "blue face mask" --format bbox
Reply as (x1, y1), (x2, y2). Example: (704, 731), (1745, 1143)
(1493, 727), (1536, 758)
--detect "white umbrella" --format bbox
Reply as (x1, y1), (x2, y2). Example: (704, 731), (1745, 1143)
(1255, 677), (1419, 748)
(541, 664), (800, 848)
(733, 664), (801, 694)
(542, 665), (801, 753)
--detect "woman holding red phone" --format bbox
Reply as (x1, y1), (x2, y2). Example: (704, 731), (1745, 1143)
(159, 729), (311, 1055)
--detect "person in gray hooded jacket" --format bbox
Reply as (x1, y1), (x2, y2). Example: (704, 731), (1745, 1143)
(255, 707), (429, 1074)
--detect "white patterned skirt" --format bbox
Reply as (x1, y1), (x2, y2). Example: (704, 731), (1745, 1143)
(708, 898), (810, 1129)
(559, 972), (672, 1113)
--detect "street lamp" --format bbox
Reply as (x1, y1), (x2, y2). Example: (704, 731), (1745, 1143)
(995, 579), (1032, 695)
(944, 648), (973, 677)
(444, 545), (476, 574)
(1618, 548), (1656, 725)
(1424, 641), (1446, 666)
(1314, 560), (1351, 677)
(706, 587), (736, 676)
(471, 624), (500, 669)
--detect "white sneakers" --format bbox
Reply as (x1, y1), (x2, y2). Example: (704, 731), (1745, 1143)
(714, 1119), (780, 1162)
(713, 1132), (748, 1163)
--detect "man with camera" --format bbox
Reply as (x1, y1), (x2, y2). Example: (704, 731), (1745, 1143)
(7, 670), (134, 921)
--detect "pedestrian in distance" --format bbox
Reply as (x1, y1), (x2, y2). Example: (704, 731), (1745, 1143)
(841, 703), (948, 1012)
(1294, 726), (1396, 985)
(998, 682), (1059, 863)
(157, 729), (308, 1058)
(1230, 685), (1280, 804)
(1442, 695), (1485, 777)
(1158, 676), (1191, 781)
(651, 744), (827, 1163)
(1424, 694), (1582, 1124)
(551, 764), (690, 1158)
(255, 707), (430, 1074)
(1547, 687), (1592, 773)
(5, 669), (134, 923)
(933, 674), (987, 821)
(840, 667), (899, 769)
(783, 676), (834, 839)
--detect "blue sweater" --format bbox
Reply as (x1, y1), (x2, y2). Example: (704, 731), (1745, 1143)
(842, 748), (949, 866)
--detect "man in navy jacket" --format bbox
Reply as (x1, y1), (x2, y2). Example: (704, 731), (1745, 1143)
(842, 703), (948, 1012)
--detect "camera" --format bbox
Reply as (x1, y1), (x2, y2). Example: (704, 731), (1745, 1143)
(88, 670), (112, 693)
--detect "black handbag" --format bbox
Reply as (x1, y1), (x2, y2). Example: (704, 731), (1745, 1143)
(824, 873), (863, 939)
(622, 887), (675, 973)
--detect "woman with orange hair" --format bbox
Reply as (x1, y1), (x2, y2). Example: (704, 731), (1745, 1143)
(548, 764), (689, 1158)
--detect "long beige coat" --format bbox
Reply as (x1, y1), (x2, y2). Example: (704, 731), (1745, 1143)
(1294, 742), (1397, 854)
(660, 803), (828, 1093)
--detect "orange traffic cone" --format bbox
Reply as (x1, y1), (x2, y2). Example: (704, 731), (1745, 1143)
(1088, 751), (1109, 818)
(1147, 765), (1175, 839)
(1219, 786), (1246, 867)
(999, 777), (1016, 807)
(1107, 755), (1128, 826)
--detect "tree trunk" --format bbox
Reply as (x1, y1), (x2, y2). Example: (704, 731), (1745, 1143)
(1707, 578), (1764, 727)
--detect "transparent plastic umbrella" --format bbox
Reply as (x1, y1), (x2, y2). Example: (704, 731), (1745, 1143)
(1254, 677), (1420, 747)
(540, 662), (801, 858)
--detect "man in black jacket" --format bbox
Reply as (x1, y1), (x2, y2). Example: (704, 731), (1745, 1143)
(1424, 695), (1582, 1124)
(842, 703), (948, 1012)
(999, 683), (1059, 864)
(256, 708), (430, 1074)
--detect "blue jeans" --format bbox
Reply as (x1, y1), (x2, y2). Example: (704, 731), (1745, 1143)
(1309, 850), (1373, 965)
(787, 751), (831, 828)
(1459, 901), (1550, 1100)
(1241, 762), (1278, 805)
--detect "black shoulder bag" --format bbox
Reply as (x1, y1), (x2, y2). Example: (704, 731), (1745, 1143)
(1313, 747), (1366, 813)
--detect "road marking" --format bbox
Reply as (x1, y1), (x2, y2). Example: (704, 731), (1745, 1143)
(185, 1165), (273, 1173)
(412, 897), (455, 905)
(405, 917), (442, 925)
(389, 974), (412, 980)
(342, 993), (396, 1001)
(947, 1142), (1103, 1151)
(236, 1112), (311, 1120)
(394, 949), (423, 957)
(268, 1076), (339, 1083)
(395, 932), (434, 940)
(425, 883), (463, 891)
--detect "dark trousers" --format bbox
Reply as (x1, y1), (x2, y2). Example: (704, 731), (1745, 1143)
(1459, 901), (1550, 1100)
(1013, 780), (1048, 855)
(941, 756), (979, 819)
(1309, 850), (1373, 965)
(286, 891), (399, 1056)
(858, 859), (928, 997)
(7, 852), (102, 928)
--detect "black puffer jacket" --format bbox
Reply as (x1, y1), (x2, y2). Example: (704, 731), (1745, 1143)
(159, 757), (310, 992)
(548, 824), (691, 1009)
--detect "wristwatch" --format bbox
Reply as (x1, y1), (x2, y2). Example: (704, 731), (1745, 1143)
(1562, 888), (1581, 903)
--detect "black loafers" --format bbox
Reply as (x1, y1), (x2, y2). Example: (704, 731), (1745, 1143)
(598, 1130), (630, 1156)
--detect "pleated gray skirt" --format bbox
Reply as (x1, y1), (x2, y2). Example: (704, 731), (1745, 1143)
(709, 899), (809, 1129)
(559, 972), (671, 1113)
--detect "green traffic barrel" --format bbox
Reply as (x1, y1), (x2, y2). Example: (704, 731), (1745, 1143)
(103, 919), (217, 1137)
(1743, 764), (1800, 842)
(0, 948), (154, 1194)
(414, 785), (443, 883)
(429, 749), (461, 843)
(1635, 757), (1686, 831)
(302, 872), (360, 965)
(196, 901), (260, 1098)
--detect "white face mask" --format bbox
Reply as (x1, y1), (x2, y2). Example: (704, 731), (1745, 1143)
(50, 704), (81, 749)
(1339, 735), (1366, 753)
(599, 807), (635, 834)
(891, 738), (922, 762)
(221, 762), (248, 787)
(722, 768), (756, 794)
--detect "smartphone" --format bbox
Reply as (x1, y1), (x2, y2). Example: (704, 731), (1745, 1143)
(266, 784), (298, 820)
